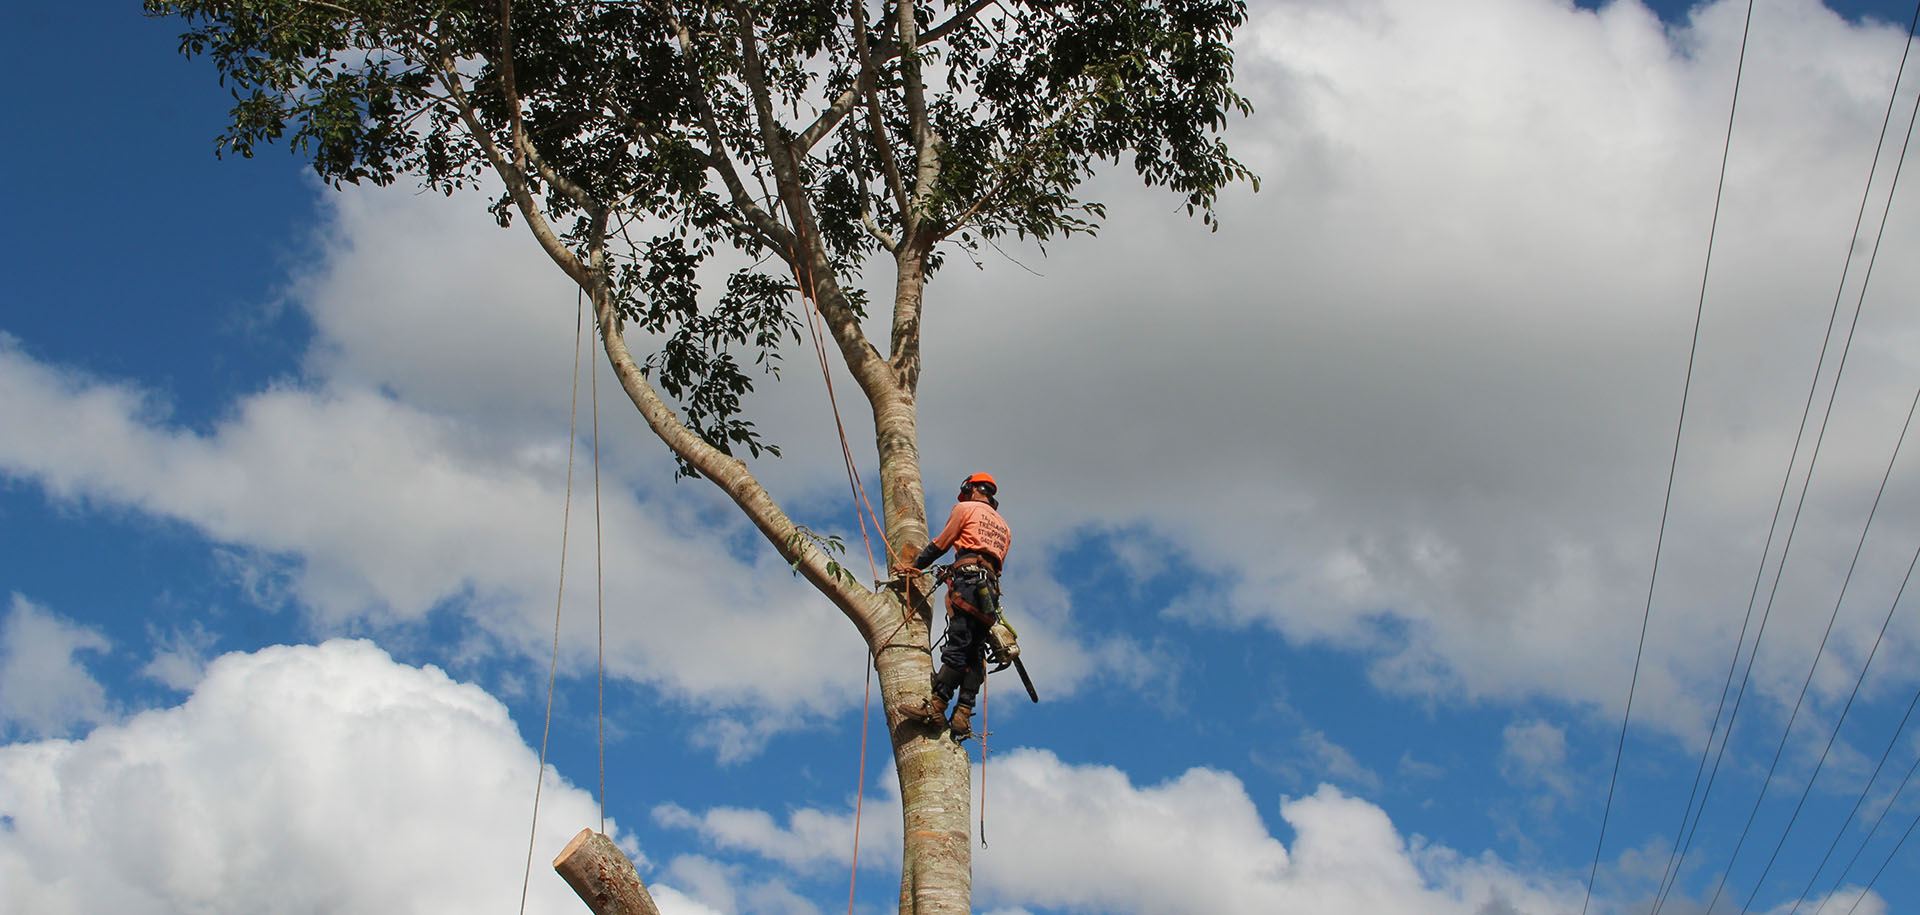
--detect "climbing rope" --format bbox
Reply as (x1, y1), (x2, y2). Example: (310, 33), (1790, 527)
(979, 675), (989, 848)
(518, 289), (613, 912)
(775, 221), (892, 914)
(519, 290), (588, 915)
(589, 287), (608, 835)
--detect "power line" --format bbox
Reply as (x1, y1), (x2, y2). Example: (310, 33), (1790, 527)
(1814, 740), (1920, 915)
(1695, 45), (1920, 913)
(1840, 792), (1920, 915)
(1796, 542), (1920, 915)
(1741, 388), (1920, 913)
(1583, 3), (1757, 911)
(1650, 9), (1920, 910)
(1648, 12), (1920, 909)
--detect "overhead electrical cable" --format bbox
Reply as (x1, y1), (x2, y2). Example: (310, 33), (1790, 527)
(1582, 3), (1757, 911)
(1816, 746), (1920, 915)
(1796, 543), (1920, 915)
(1653, 12), (1920, 912)
(1839, 796), (1920, 915)
(1739, 386), (1920, 913)
(1695, 54), (1920, 915)
(1647, 5), (1920, 907)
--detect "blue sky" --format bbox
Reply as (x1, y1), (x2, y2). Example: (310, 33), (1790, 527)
(9, 1), (1920, 913)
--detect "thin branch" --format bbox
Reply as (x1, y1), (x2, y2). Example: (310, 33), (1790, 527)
(497, 0), (524, 171)
(862, 0), (1000, 62)
(863, 210), (899, 251)
(433, 55), (591, 288)
(936, 82), (1105, 241)
(731, 0), (897, 403)
(793, 87), (861, 155)
(917, 0), (997, 47)
(790, 0), (995, 161)
(517, 132), (601, 212)
(895, 0), (939, 248)
(653, 2), (795, 252)
(854, 0), (909, 216)
(585, 212), (887, 641)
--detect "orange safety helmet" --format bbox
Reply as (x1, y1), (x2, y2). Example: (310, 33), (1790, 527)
(959, 472), (998, 505)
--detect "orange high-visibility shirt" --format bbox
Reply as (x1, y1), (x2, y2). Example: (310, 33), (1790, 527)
(930, 500), (1011, 565)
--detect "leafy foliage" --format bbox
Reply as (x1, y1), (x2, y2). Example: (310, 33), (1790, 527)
(147, 0), (1254, 463)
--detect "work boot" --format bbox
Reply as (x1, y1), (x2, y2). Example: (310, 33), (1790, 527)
(895, 694), (946, 725)
(947, 702), (973, 738)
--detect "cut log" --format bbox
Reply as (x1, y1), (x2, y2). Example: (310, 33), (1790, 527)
(552, 828), (662, 915)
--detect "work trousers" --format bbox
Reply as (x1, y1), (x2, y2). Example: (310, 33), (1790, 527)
(940, 565), (999, 708)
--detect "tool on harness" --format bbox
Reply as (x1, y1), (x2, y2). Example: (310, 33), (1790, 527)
(926, 563), (1039, 704)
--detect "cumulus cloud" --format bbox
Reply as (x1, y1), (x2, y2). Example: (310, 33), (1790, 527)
(13, 0), (1920, 850)
(140, 619), (219, 692)
(653, 801), (883, 873)
(659, 854), (825, 915)
(879, 0), (1920, 743)
(0, 594), (111, 738)
(0, 162), (1129, 732)
(661, 746), (1595, 913)
(0, 331), (871, 721)
(1500, 718), (1576, 802)
(0, 639), (726, 914)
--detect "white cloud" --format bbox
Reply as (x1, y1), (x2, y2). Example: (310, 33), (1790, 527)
(1500, 718), (1575, 801)
(653, 802), (881, 873)
(663, 747), (1595, 913)
(659, 854), (822, 915)
(0, 332), (871, 722)
(15, 0), (1920, 830)
(1258, 729), (1388, 793)
(0, 594), (111, 738)
(880, 0), (1920, 743)
(0, 638), (700, 914)
(140, 619), (218, 692)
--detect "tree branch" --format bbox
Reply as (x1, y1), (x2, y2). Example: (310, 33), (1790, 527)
(654, 3), (795, 252)
(936, 84), (1107, 241)
(791, 0), (994, 161)
(731, 0), (898, 406)
(792, 87), (860, 156)
(497, 0), (525, 172)
(584, 215), (887, 639)
(483, 1), (600, 222)
(918, 0), (997, 47)
(854, 0), (909, 217)
(433, 56), (591, 289)
(895, 0), (936, 246)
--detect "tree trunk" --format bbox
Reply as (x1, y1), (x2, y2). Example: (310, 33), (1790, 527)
(873, 603), (974, 915)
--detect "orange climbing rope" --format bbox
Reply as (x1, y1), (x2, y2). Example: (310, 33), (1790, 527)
(776, 222), (896, 914)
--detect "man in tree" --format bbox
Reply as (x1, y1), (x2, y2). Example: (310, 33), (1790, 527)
(895, 472), (1010, 737)
(145, 0), (1252, 909)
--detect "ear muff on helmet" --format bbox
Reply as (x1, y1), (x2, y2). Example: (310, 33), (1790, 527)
(958, 472), (999, 508)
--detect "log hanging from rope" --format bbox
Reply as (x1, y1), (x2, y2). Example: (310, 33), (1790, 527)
(553, 828), (662, 915)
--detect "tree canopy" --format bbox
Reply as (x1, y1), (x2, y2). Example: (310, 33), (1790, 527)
(149, 0), (1253, 464)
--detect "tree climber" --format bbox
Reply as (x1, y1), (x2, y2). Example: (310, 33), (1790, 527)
(894, 473), (1011, 738)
